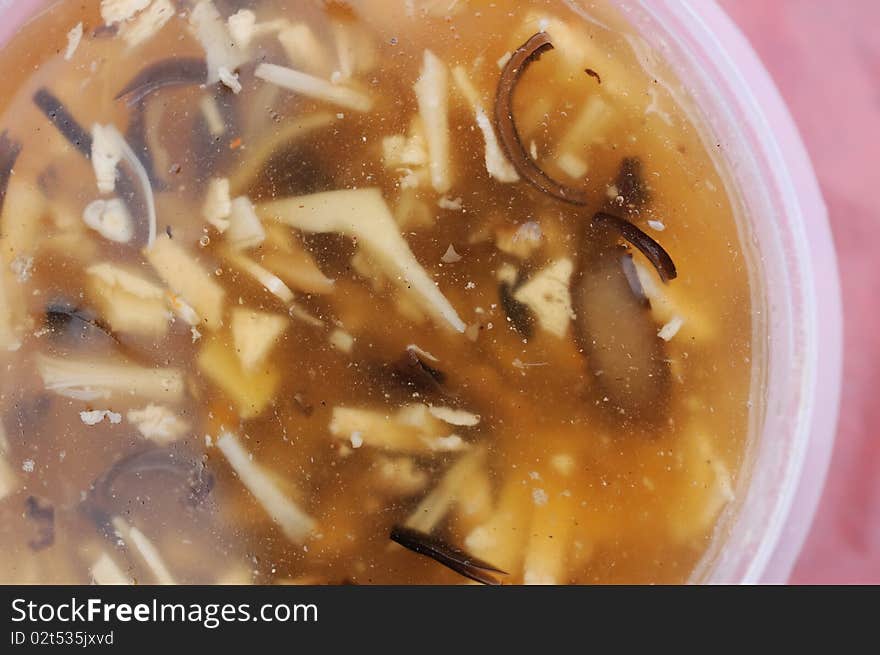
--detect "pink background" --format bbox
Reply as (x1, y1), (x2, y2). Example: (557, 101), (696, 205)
(719, 0), (880, 584)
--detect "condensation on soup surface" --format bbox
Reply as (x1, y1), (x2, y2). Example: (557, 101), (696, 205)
(0, 0), (751, 584)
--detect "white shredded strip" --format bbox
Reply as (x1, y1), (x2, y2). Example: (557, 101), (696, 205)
(224, 250), (295, 304)
(36, 354), (184, 402)
(203, 177), (232, 230)
(260, 188), (465, 333)
(216, 432), (316, 543)
(100, 0), (150, 25)
(189, 0), (249, 84)
(657, 315), (684, 341)
(406, 344), (439, 362)
(146, 234), (226, 330)
(121, 0), (174, 48)
(199, 95), (227, 137)
(428, 406), (480, 427)
(225, 196), (265, 249)
(404, 446), (487, 532)
(79, 409), (122, 426)
(112, 516), (176, 585)
(90, 553), (131, 585)
(64, 22), (83, 61)
(451, 66), (519, 183)
(218, 66), (243, 94)
(91, 125), (122, 194)
(414, 50), (452, 193)
(255, 63), (372, 112)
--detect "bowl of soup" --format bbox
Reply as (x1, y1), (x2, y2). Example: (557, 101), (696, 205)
(0, 0), (841, 584)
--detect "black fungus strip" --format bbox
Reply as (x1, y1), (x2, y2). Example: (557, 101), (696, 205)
(44, 300), (117, 342)
(593, 212), (677, 282)
(0, 131), (22, 215)
(615, 157), (649, 208)
(389, 346), (448, 396)
(25, 496), (55, 551)
(33, 89), (155, 248)
(499, 281), (534, 338)
(585, 68), (602, 84)
(115, 57), (208, 106)
(390, 525), (505, 585)
(32, 88), (92, 156)
(494, 32), (589, 205)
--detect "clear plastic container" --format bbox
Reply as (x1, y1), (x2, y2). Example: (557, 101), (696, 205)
(615, 0), (843, 583)
(0, 0), (842, 583)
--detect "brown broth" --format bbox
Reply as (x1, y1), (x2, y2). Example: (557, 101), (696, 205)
(0, 0), (751, 584)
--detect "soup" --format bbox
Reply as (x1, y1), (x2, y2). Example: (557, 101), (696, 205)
(0, 0), (751, 584)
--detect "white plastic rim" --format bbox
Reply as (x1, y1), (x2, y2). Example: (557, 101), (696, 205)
(0, 0), (843, 584)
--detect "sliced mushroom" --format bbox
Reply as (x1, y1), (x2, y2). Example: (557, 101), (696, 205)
(572, 232), (669, 422)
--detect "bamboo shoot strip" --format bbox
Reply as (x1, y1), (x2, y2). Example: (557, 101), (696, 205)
(259, 188), (465, 332)
(216, 432), (316, 544)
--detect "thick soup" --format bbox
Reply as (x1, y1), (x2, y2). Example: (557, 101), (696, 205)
(0, 0), (751, 584)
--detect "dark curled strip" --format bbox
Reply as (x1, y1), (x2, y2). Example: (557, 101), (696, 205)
(116, 58), (209, 188)
(32, 88), (92, 156)
(390, 525), (506, 585)
(83, 448), (214, 535)
(494, 32), (589, 206)
(115, 57), (208, 107)
(594, 212), (677, 282)
(0, 130), (22, 215)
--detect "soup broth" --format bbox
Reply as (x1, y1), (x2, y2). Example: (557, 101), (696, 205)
(0, 0), (751, 584)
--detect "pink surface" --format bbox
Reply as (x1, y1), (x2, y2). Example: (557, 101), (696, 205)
(719, 0), (880, 584)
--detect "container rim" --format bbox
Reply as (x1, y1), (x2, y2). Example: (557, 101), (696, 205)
(632, 0), (843, 583)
